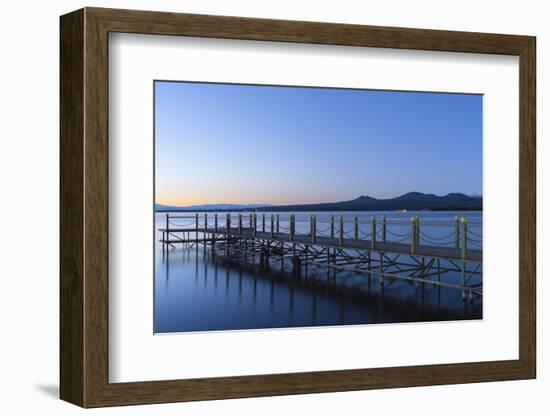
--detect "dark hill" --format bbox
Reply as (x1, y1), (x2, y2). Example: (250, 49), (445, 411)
(252, 192), (481, 212)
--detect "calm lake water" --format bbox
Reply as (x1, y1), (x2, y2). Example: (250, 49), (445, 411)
(154, 211), (482, 333)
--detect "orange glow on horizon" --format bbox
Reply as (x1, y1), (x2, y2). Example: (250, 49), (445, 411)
(155, 194), (340, 207)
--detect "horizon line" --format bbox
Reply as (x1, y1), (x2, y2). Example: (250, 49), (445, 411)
(156, 191), (483, 208)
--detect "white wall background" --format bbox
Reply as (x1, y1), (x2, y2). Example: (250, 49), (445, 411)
(0, 1), (545, 414)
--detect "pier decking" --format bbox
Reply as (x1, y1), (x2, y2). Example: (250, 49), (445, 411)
(159, 213), (483, 301)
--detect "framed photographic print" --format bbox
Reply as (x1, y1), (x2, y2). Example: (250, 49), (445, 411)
(60, 7), (536, 407)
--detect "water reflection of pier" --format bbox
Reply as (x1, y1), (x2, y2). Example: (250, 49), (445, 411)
(159, 213), (482, 302)
(189, 251), (480, 325)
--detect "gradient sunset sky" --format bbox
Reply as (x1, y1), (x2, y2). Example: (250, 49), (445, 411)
(155, 81), (482, 207)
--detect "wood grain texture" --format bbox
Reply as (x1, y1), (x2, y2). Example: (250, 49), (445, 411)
(518, 38), (536, 375)
(59, 8), (84, 407)
(89, 7), (532, 54)
(59, 7), (537, 408)
(83, 9), (110, 406)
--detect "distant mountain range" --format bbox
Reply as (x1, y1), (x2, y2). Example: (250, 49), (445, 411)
(259, 192), (481, 212)
(155, 192), (482, 212)
(155, 203), (271, 212)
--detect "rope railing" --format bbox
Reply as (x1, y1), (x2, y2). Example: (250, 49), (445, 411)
(419, 230), (456, 241)
(419, 237), (455, 247)
(386, 229), (411, 238)
(168, 220), (195, 227)
(468, 229), (483, 239)
(419, 237), (455, 245)
(160, 212), (482, 257)
(315, 226), (332, 235)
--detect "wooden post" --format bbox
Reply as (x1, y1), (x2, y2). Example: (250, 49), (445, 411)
(311, 214), (317, 243)
(253, 214), (257, 236)
(204, 213), (208, 243)
(213, 214), (217, 247)
(238, 213), (242, 235)
(165, 213), (169, 254)
(461, 217), (468, 259)
(454, 216), (460, 249)
(371, 216), (376, 249)
(276, 214), (280, 235)
(270, 214), (274, 238)
(410, 216), (417, 254)
(290, 214), (295, 241)
(195, 213), (199, 243)
(225, 214), (230, 255)
(262, 213), (266, 233)
(415, 216), (420, 247)
(382, 215), (387, 243)
(354, 214), (359, 240)
(249, 213), (253, 230)
(339, 215), (344, 247)
(330, 215), (335, 239)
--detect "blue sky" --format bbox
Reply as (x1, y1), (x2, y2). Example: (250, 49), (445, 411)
(155, 81), (482, 206)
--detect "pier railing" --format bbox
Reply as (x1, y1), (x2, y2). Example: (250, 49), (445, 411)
(162, 212), (482, 257)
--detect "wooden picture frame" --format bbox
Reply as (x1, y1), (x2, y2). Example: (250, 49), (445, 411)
(60, 7), (536, 408)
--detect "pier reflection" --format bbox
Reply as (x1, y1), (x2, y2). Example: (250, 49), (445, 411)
(155, 243), (481, 333)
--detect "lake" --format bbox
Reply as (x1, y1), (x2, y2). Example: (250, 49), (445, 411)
(154, 211), (482, 333)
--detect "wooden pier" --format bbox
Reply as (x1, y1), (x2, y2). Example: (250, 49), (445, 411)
(159, 213), (483, 301)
